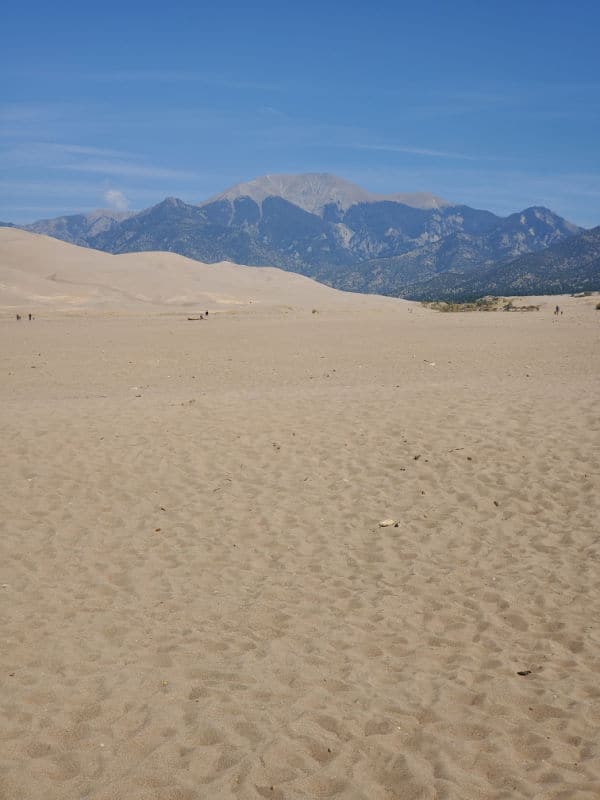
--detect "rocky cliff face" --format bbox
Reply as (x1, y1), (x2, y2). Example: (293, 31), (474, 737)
(410, 225), (600, 301)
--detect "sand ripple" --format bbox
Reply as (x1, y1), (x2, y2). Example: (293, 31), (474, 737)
(1, 305), (599, 799)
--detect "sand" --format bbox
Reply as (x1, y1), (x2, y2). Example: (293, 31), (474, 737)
(1, 231), (600, 799)
(0, 228), (395, 313)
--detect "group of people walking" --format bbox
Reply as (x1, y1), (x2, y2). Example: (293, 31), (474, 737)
(16, 313), (34, 321)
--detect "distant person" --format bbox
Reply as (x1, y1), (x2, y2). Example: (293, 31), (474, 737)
(205, 310), (209, 316)
(16, 313), (21, 321)
(555, 304), (560, 316)
(28, 313), (32, 321)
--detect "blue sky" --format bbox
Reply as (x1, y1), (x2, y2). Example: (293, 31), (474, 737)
(2, 0), (599, 226)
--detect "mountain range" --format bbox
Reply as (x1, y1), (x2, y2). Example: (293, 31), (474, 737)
(5, 173), (599, 300)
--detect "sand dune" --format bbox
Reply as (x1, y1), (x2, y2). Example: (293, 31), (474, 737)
(1, 229), (599, 799)
(0, 228), (399, 313)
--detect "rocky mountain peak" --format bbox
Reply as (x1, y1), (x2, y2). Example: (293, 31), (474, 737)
(202, 173), (451, 215)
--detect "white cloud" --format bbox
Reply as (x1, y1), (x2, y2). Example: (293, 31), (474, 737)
(103, 189), (129, 211)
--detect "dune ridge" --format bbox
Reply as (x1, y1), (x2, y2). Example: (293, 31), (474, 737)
(0, 228), (400, 313)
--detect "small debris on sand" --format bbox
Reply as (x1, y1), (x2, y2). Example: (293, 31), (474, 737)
(379, 519), (397, 527)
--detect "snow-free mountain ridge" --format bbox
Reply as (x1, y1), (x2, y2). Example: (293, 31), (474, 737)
(204, 173), (450, 215)
(3, 173), (595, 300)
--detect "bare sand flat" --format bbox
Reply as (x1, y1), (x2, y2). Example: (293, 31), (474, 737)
(1, 233), (600, 799)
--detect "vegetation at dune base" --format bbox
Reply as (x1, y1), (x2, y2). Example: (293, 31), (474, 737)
(422, 296), (541, 313)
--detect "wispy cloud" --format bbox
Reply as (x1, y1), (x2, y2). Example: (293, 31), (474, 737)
(345, 142), (485, 161)
(109, 70), (280, 92)
(1, 133), (201, 221)
(49, 143), (136, 159)
(14, 69), (281, 92)
(1, 141), (138, 166)
(1, 139), (197, 181)
(54, 159), (198, 180)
